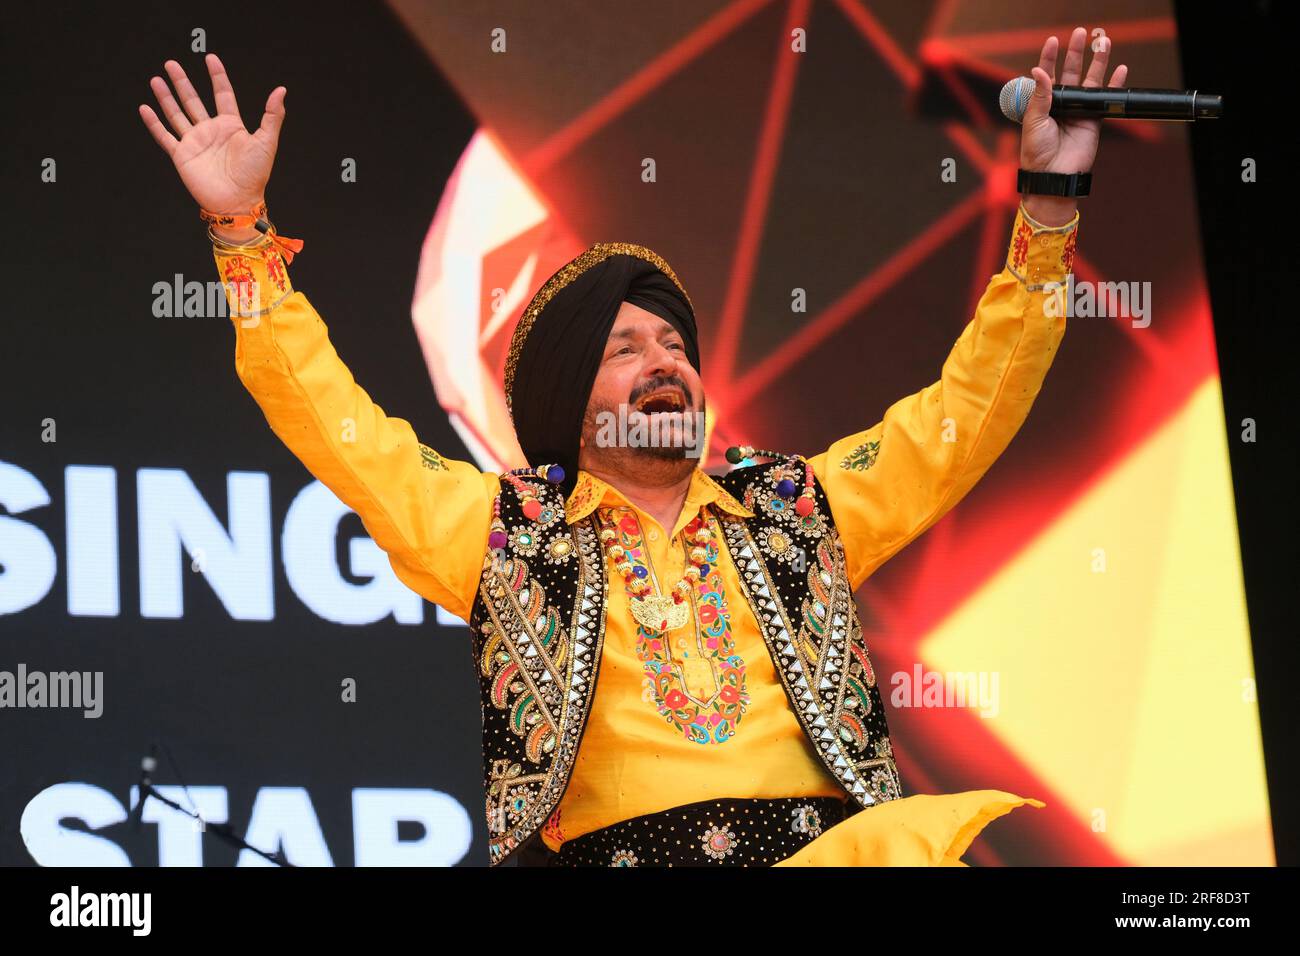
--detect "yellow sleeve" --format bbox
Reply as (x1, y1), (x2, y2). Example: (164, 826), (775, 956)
(213, 239), (495, 623)
(809, 202), (1078, 590)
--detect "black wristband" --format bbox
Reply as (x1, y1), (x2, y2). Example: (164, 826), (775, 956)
(1017, 169), (1091, 197)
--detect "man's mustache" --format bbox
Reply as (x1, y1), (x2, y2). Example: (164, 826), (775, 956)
(628, 375), (693, 408)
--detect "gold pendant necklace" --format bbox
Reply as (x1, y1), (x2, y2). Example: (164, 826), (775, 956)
(599, 508), (749, 722)
(629, 593), (691, 633)
(599, 510), (714, 633)
(598, 507), (749, 742)
(633, 527), (715, 701)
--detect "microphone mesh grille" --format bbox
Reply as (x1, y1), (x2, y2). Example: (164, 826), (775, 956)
(999, 76), (1034, 123)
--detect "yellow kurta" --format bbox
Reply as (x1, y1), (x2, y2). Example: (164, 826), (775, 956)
(549, 470), (851, 852)
(213, 203), (1076, 864)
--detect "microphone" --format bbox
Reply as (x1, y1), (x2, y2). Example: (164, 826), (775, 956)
(1000, 77), (1223, 123)
(129, 745), (158, 831)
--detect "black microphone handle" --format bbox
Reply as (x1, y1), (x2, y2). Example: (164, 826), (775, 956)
(1050, 85), (1223, 120)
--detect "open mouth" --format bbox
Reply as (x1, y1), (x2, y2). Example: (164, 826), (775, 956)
(633, 387), (688, 414)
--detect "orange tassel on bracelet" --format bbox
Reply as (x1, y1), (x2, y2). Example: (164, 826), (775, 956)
(200, 201), (304, 264)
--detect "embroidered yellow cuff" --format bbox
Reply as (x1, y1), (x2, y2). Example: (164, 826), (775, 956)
(1006, 202), (1079, 291)
(211, 241), (295, 320)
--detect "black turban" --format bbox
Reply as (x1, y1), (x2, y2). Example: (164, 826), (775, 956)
(505, 243), (699, 496)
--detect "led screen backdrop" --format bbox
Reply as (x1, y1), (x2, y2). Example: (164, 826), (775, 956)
(0, 0), (1271, 865)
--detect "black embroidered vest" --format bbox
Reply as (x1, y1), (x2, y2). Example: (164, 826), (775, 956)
(468, 460), (900, 865)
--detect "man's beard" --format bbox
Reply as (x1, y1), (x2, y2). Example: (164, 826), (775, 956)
(581, 377), (706, 470)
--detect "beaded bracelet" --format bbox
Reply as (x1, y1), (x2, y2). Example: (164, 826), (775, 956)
(201, 201), (304, 263)
(208, 224), (272, 251)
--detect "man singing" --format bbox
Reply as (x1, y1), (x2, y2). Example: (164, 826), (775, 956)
(139, 27), (1126, 866)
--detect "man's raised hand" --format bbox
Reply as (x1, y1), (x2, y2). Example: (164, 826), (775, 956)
(138, 54), (285, 242)
(1020, 27), (1128, 176)
(1017, 27), (1128, 225)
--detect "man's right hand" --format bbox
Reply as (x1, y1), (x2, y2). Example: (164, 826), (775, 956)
(138, 54), (285, 244)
